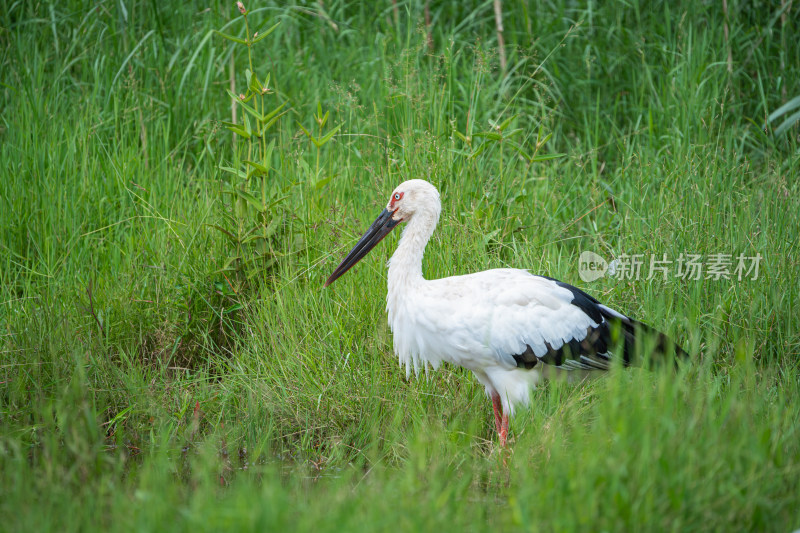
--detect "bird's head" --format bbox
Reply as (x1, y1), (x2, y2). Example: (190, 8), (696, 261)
(324, 179), (440, 287)
(384, 179), (441, 224)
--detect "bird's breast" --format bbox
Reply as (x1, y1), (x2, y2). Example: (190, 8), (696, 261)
(386, 286), (497, 378)
(387, 297), (441, 377)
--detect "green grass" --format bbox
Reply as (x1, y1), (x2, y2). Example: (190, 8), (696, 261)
(1, 0), (799, 530)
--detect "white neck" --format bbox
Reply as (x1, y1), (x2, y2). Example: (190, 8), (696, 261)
(384, 201), (440, 378)
(387, 210), (437, 293)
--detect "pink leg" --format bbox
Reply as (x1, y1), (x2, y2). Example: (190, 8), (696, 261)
(490, 391), (503, 435)
(499, 412), (509, 447)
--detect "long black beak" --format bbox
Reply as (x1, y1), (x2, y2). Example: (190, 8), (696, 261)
(325, 208), (401, 287)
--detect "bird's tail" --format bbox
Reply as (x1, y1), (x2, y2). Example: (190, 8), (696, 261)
(598, 304), (688, 367)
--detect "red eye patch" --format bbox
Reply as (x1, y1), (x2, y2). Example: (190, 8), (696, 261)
(389, 191), (404, 208)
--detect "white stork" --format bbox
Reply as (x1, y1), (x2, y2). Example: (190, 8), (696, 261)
(325, 179), (685, 446)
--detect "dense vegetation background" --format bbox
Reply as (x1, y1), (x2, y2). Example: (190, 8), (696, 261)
(1, 1), (798, 530)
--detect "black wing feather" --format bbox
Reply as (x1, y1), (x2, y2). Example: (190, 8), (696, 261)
(511, 277), (686, 371)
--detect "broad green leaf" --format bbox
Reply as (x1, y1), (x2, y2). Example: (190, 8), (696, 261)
(481, 229), (501, 246)
(507, 141), (532, 161)
(768, 95), (800, 123)
(454, 130), (470, 144)
(774, 109), (800, 136)
(234, 187), (264, 211)
(224, 124), (250, 138)
(315, 176), (334, 189)
(244, 112), (252, 136)
(219, 166), (248, 179)
(261, 108), (289, 135)
(223, 255), (241, 269)
(242, 233), (266, 244)
(246, 168), (267, 181)
(263, 101), (288, 121)
(244, 160), (270, 174)
(251, 22), (281, 44)
(267, 195), (289, 210)
(316, 123), (342, 146)
(449, 148), (474, 158)
(536, 130), (553, 147)
(241, 224), (261, 240)
(263, 139), (275, 169)
(214, 30), (247, 44)
(473, 132), (502, 141)
(297, 121), (314, 140)
(205, 224), (238, 243)
(227, 89), (264, 122)
(223, 303), (243, 314)
(468, 143), (487, 159)
(496, 115), (516, 131)
(248, 70), (263, 94)
(529, 152), (566, 162)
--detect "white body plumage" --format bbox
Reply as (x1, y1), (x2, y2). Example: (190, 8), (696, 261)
(388, 268), (600, 415)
